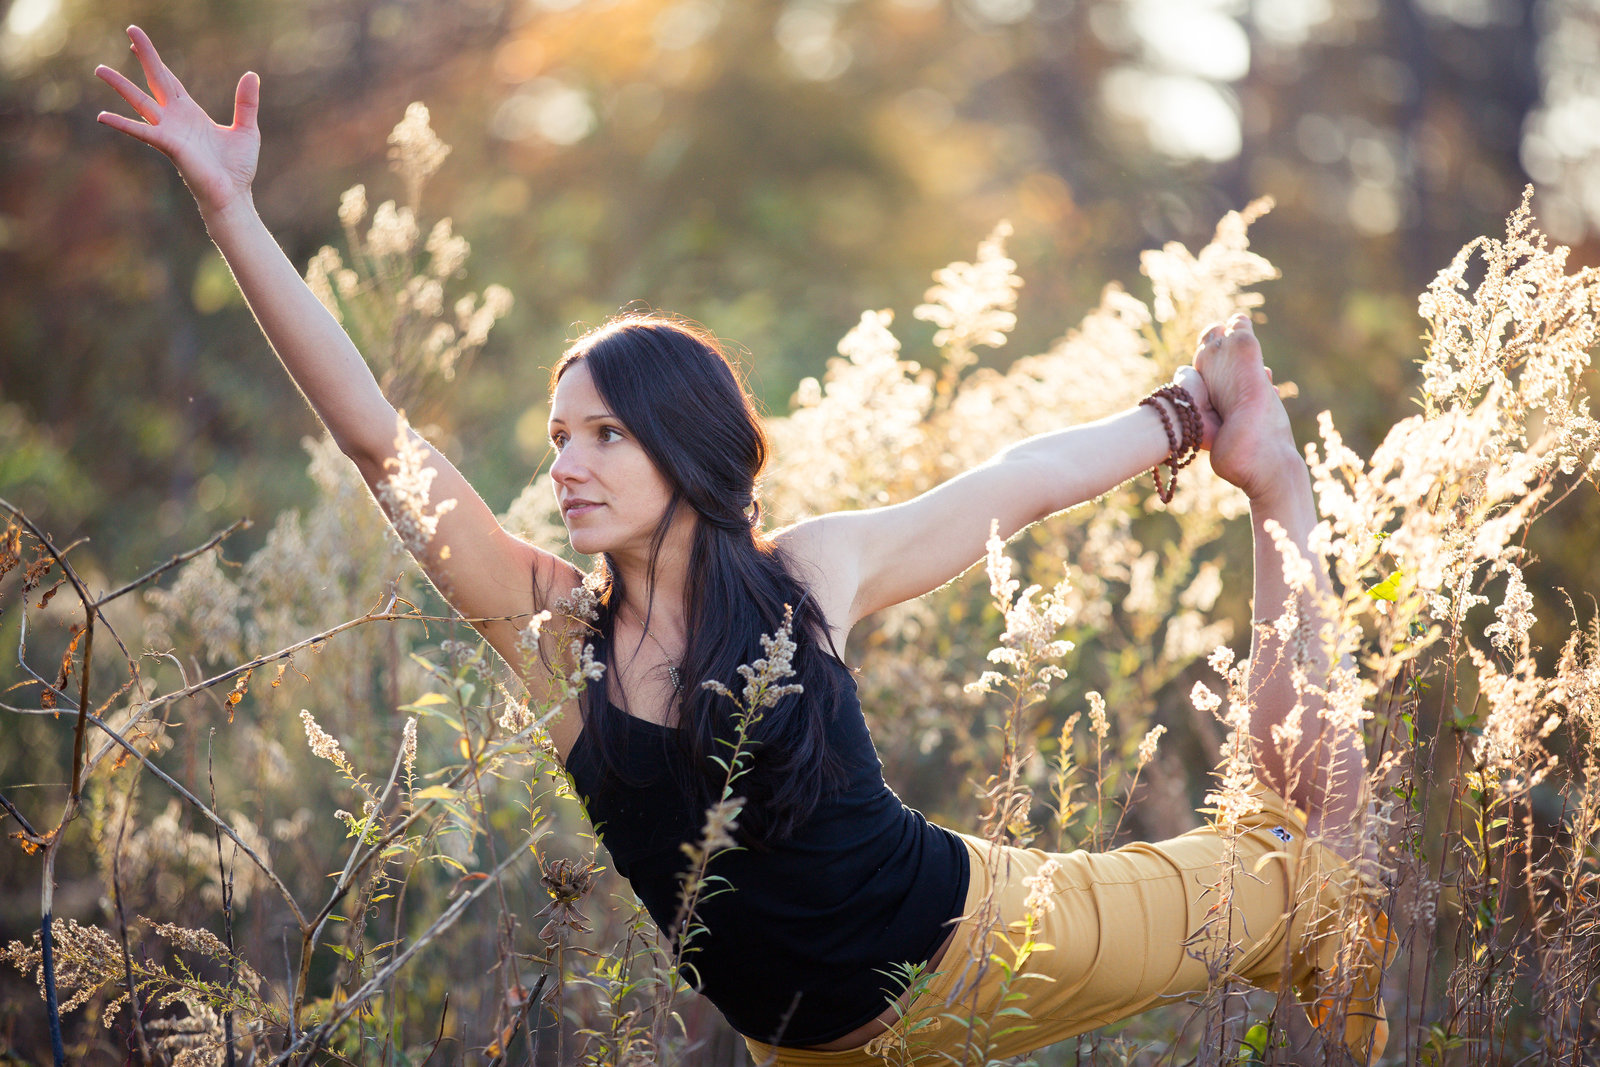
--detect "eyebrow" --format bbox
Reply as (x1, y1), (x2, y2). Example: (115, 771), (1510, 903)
(547, 413), (618, 426)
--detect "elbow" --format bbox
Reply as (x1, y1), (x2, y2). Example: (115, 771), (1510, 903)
(334, 431), (376, 467)
(336, 410), (409, 480)
(336, 430), (393, 487)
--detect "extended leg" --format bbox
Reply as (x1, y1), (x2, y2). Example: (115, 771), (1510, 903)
(1197, 316), (1364, 854)
(1200, 317), (1389, 1065)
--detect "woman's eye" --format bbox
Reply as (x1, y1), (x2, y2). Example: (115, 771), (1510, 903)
(549, 433), (567, 450)
(599, 426), (624, 443)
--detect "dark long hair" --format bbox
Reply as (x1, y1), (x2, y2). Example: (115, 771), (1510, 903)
(552, 313), (846, 845)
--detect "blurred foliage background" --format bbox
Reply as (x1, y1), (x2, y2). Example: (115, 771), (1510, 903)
(6, 0), (1598, 579)
(3, 0), (1600, 1060)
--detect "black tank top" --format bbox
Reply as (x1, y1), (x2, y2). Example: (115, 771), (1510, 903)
(565, 655), (970, 1046)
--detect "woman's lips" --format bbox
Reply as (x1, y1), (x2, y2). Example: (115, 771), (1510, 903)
(563, 501), (602, 518)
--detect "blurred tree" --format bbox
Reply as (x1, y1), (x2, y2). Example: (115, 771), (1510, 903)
(0, 0), (1592, 577)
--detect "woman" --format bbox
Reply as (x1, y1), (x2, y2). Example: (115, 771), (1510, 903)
(96, 27), (1384, 1064)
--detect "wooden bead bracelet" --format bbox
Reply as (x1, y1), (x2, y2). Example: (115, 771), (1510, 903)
(1138, 384), (1203, 503)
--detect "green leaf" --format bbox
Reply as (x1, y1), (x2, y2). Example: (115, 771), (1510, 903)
(1366, 568), (1404, 602)
(1238, 1021), (1270, 1063)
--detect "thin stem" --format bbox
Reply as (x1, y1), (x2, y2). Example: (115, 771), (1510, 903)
(79, 711), (307, 928)
(90, 518), (250, 609)
(209, 734), (239, 1067)
(111, 771), (154, 1063)
(0, 790), (45, 845)
(275, 844), (528, 1066)
(294, 728), (410, 1026)
(0, 500), (99, 820)
(41, 850), (65, 1067)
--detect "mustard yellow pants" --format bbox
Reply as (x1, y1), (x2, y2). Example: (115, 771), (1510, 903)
(746, 786), (1358, 1066)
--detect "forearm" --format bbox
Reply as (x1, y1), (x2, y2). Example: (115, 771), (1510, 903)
(830, 396), (1188, 621)
(203, 196), (397, 466)
(1003, 402), (1177, 522)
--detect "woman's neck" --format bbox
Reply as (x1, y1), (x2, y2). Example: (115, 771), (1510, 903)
(607, 514), (695, 639)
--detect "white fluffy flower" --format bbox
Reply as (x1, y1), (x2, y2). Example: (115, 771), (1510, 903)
(375, 411), (458, 557)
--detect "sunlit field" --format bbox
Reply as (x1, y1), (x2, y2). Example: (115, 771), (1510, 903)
(5, 2), (1600, 1064)
(4, 94), (1599, 1063)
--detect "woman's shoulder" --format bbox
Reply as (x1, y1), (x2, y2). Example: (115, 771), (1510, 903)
(770, 517), (858, 646)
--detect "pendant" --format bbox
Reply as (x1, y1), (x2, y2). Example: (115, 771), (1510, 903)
(667, 664), (683, 693)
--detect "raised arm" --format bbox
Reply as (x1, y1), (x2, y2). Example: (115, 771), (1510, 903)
(95, 28), (580, 648)
(778, 366), (1218, 637)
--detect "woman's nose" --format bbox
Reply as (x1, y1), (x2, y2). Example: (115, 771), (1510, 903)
(550, 445), (586, 486)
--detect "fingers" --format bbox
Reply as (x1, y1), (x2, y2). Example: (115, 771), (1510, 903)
(232, 71), (260, 132)
(127, 25), (185, 106)
(95, 63), (160, 121)
(95, 109), (163, 148)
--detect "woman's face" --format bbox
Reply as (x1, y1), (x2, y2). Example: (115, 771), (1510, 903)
(547, 362), (679, 559)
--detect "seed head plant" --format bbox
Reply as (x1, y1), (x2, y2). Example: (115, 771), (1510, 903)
(3, 93), (1598, 1067)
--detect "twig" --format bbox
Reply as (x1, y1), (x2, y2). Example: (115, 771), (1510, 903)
(282, 932), (297, 1047)
(0, 499), (99, 811)
(79, 711), (307, 928)
(41, 859), (65, 1067)
(274, 844), (529, 1066)
(484, 973), (546, 1067)
(91, 518), (250, 609)
(293, 732), (410, 1027)
(209, 733), (239, 1067)
(522, 974), (547, 1067)
(111, 772), (154, 1063)
(67, 618), (95, 801)
(418, 993), (451, 1066)
(0, 790), (45, 844)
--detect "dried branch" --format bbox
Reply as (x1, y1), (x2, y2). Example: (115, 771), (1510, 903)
(209, 735), (240, 1067)
(274, 843), (529, 1066)
(110, 771), (154, 1063)
(77, 711), (308, 929)
(293, 726), (411, 1026)
(91, 518), (250, 610)
(0, 790), (45, 845)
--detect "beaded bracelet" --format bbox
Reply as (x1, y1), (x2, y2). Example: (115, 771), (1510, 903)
(1138, 385), (1203, 503)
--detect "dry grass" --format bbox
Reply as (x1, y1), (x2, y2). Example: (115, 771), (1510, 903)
(2, 109), (1596, 1066)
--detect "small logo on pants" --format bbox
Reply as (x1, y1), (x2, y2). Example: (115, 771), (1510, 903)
(1268, 826), (1293, 843)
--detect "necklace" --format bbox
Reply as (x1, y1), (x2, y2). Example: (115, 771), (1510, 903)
(627, 605), (683, 694)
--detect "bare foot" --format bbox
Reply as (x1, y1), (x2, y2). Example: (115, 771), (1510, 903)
(1195, 316), (1299, 501)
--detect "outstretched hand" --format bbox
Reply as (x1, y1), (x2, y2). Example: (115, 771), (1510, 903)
(1195, 314), (1300, 501)
(96, 26), (260, 218)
